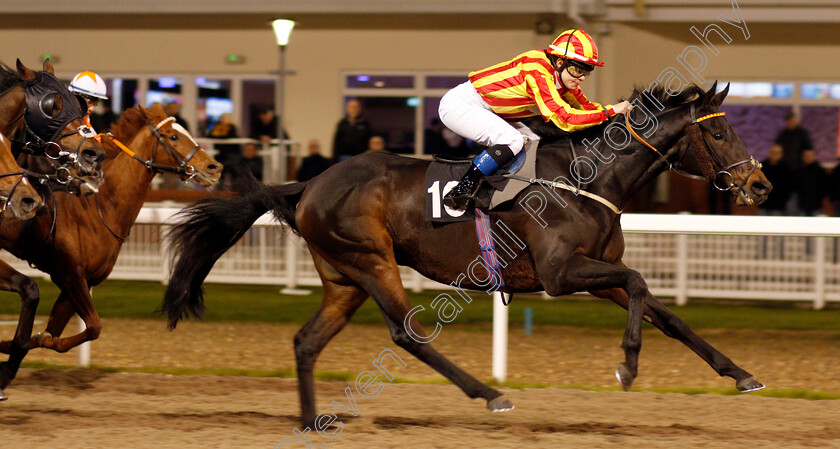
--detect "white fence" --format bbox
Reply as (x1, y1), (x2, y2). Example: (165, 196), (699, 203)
(4, 207), (840, 309)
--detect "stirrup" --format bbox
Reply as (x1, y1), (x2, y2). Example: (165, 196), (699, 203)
(443, 192), (474, 210)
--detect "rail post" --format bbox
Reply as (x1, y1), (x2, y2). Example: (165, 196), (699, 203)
(815, 236), (826, 310)
(492, 291), (508, 382)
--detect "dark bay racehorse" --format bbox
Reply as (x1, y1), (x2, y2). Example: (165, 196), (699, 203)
(163, 83), (771, 426)
(0, 104), (221, 399)
(0, 59), (105, 193)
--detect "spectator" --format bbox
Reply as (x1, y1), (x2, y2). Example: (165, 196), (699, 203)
(296, 140), (333, 182)
(165, 102), (190, 132)
(232, 142), (264, 191)
(759, 144), (793, 215)
(829, 159), (840, 216)
(90, 98), (118, 133)
(366, 135), (386, 153)
(250, 106), (289, 143)
(795, 149), (827, 216)
(425, 118), (471, 158)
(332, 99), (372, 162)
(208, 113), (240, 189)
(757, 144), (793, 259)
(795, 149), (827, 259)
(424, 118), (447, 154)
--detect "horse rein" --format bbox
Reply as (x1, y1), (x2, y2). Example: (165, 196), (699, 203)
(625, 104), (760, 205)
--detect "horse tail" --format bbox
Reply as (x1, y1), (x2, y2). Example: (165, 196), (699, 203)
(162, 182), (307, 330)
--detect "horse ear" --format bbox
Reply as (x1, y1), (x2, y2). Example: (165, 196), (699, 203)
(702, 81), (719, 107)
(710, 83), (730, 108)
(42, 58), (55, 75)
(150, 102), (167, 118)
(16, 59), (36, 81)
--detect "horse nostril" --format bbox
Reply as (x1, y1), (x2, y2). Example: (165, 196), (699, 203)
(206, 164), (221, 173)
(21, 196), (39, 210)
(751, 181), (771, 195)
(82, 148), (105, 163)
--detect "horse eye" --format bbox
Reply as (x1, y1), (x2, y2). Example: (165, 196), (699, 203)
(170, 134), (179, 142)
(713, 133), (724, 141)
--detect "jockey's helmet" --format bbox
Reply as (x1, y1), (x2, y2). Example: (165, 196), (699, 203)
(69, 71), (108, 101)
(548, 29), (604, 70)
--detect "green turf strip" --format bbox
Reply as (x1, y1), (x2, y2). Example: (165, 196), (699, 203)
(2, 279), (838, 331)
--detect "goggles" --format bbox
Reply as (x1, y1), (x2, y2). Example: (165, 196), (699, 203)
(565, 63), (592, 79)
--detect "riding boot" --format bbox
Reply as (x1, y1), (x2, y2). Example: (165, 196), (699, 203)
(443, 144), (515, 210)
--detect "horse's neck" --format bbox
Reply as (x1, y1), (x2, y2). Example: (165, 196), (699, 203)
(0, 89), (24, 138)
(98, 132), (157, 234)
(540, 113), (689, 212)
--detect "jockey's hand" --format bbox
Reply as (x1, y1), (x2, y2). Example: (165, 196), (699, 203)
(613, 100), (631, 115)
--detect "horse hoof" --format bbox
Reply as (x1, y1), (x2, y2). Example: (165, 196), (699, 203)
(615, 363), (635, 391)
(487, 396), (514, 413)
(31, 331), (52, 348)
(736, 376), (765, 393)
(0, 390), (7, 402)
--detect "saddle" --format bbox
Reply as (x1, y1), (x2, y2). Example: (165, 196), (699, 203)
(424, 139), (538, 223)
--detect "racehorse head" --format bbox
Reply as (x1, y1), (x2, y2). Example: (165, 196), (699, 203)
(631, 82), (772, 207)
(0, 133), (42, 220)
(7, 59), (106, 193)
(106, 103), (222, 187)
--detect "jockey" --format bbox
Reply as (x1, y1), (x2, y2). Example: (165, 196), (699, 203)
(439, 29), (631, 209)
(68, 71), (108, 133)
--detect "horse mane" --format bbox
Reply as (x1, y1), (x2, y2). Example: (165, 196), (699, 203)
(109, 105), (167, 143)
(628, 83), (705, 112)
(0, 62), (23, 93)
(530, 83), (706, 144)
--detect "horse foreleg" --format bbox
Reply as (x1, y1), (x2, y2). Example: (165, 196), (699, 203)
(36, 280), (101, 353)
(590, 287), (764, 392)
(0, 261), (40, 397)
(555, 254), (650, 391)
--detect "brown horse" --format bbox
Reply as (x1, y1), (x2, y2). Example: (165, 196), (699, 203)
(163, 83), (771, 426)
(0, 132), (42, 219)
(0, 59), (105, 193)
(0, 104), (221, 399)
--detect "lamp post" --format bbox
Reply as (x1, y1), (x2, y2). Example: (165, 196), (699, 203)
(272, 19), (295, 181)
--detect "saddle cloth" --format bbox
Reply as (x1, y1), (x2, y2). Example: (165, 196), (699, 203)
(424, 139), (538, 223)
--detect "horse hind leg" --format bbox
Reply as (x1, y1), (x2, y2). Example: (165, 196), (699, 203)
(295, 255), (369, 427)
(0, 263), (41, 399)
(338, 253), (510, 412)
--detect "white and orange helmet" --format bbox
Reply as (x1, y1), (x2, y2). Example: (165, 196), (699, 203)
(68, 71), (108, 100)
(548, 29), (604, 68)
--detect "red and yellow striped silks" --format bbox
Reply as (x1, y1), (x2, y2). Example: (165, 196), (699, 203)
(469, 50), (614, 133)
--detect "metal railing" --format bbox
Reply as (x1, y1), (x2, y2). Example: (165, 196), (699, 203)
(4, 208), (840, 309)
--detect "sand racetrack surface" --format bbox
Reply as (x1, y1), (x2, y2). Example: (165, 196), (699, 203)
(2, 370), (840, 449)
(1, 318), (840, 448)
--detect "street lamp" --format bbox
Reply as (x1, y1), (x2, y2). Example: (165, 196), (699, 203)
(272, 19), (295, 181)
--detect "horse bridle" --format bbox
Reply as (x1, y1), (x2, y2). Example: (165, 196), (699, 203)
(625, 102), (761, 205)
(101, 116), (201, 181)
(0, 169), (32, 215)
(1, 84), (100, 189)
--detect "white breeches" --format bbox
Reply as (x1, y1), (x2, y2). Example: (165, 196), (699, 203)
(438, 81), (539, 155)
